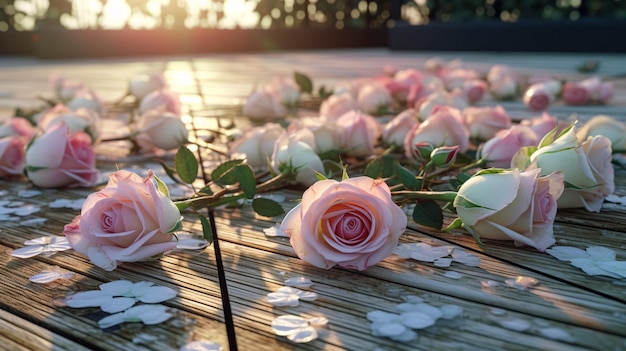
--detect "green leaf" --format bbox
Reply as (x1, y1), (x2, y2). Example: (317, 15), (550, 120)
(449, 172), (471, 190)
(364, 155), (396, 179)
(156, 159), (185, 185)
(412, 200), (444, 230)
(341, 165), (349, 181)
(153, 174), (170, 198)
(211, 159), (244, 185)
(294, 71), (313, 94)
(199, 214), (213, 245)
(197, 185), (214, 195)
(252, 198), (285, 217)
(443, 217), (463, 231)
(175, 145), (198, 184)
(396, 164), (419, 190)
(463, 224), (484, 246)
(234, 164), (256, 199)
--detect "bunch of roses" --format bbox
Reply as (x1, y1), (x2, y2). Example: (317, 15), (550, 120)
(524, 76), (613, 112)
(0, 72), (189, 188)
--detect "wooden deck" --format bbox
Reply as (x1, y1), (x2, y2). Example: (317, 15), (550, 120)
(0, 49), (625, 351)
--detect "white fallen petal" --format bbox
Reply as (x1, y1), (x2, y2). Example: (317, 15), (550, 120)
(434, 258), (453, 267)
(440, 304), (463, 319)
(366, 310), (398, 323)
(307, 316), (328, 327)
(539, 327), (574, 342)
(546, 246), (590, 261)
(284, 277), (313, 289)
(451, 250), (481, 266)
(396, 303), (421, 313)
(101, 297), (137, 313)
(18, 190), (43, 198)
(134, 305), (173, 325)
(65, 291), (113, 308)
(276, 286), (303, 295)
(409, 245), (453, 262)
(11, 246), (44, 258)
(595, 261), (626, 278)
(271, 315), (309, 336)
(293, 291), (316, 302)
(130, 281), (156, 296)
(499, 319), (531, 331)
(132, 333), (159, 344)
(400, 312), (436, 329)
(505, 276), (538, 290)
(375, 322), (407, 336)
(100, 280), (134, 296)
(586, 246), (616, 261)
(402, 295), (424, 304)
(263, 225), (288, 237)
(392, 244), (412, 259)
(444, 271), (463, 279)
(412, 303), (442, 320)
(286, 326), (318, 343)
(267, 292), (300, 307)
(29, 266), (74, 284)
(180, 340), (223, 351)
(176, 236), (209, 250)
(138, 286), (178, 303)
(570, 258), (622, 278)
(14, 205), (41, 216)
(98, 312), (127, 329)
(480, 280), (500, 288)
(20, 218), (48, 227)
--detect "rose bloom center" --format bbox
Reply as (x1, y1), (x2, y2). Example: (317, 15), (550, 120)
(322, 203), (373, 245)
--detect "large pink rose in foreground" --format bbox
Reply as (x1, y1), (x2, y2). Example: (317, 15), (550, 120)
(63, 170), (181, 271)
(454, 168), (564, 252)
(280, 177), (407, 270)
(25, 122), (98, 188)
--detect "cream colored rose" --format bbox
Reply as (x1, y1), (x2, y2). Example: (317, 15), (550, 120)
(271, 133), (324, 186)
(134, 111), (189, 151)
(577, 115), (626, 151)
(228, 123), (284, 168)
(454, 168), (564, 251)
(525, 126), (615, 212)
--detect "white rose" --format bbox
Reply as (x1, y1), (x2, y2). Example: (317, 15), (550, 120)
(357, 83), (392, 114)
(129, 73), (167, 100)
(228, 123), (285, 168)
(271, 133), (325, 186)
(577, 115), (626, 151)
(134, 111), (188, 151)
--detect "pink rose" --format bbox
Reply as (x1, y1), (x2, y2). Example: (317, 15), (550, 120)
(0, 117), (35, 139)
(462, 79), (487, 104)
(479, 125), (538, 168)
(579, 77), (613, 104)
(242, 87), (287, 121)
(25, 122), (98, 188)
(415, 89), (468, 121)
(269, 76), (300, 108)
(287, 117), (343, 154)
(519, 113), (568, 140)
(489, 77), (518, 100)
(63, 170), (181, 271)
(37, 104), (100, 140)
(382, 109), (419, 148)
(0, 136), (27, 177)
(404, 105), (470, 158)
(319, 92), (358, 120)
(454, 168), (564, 251)
(134, 110), (189, 151)
(280, 176), (407, 270)
(67, 88), (105, 116)
(562, 82), (589, 106)
(357, 83), (393, 114)
(463, 105), (512, 141)
(49, 75), (86, 100)
(523, 83), (556, 112)
(385, 68), (423, 103)
(228, 123), (284, 168)
(139, 89), (181, 116)
(336, 110), (381, 158)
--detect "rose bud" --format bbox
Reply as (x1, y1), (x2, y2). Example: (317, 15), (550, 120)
(430, 145), (460, 168)
(134, 110), (189, 151)
(523, 83), (556, 112)
(576, 115), (626, 151)
(129, 72), (168, 100)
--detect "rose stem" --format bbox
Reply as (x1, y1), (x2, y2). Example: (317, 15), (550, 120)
(193, 115), (238, 351)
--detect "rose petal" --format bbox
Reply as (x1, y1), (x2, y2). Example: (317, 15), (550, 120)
(271, 315), (309, 336)
(286, 326), (318, 343)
